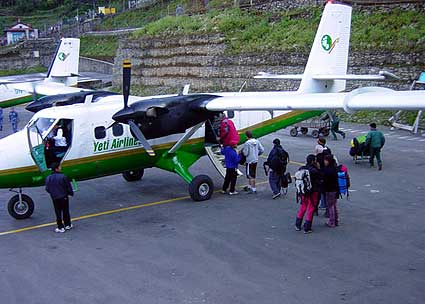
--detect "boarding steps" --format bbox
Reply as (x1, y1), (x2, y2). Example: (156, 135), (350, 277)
(205, 144), (243, 179)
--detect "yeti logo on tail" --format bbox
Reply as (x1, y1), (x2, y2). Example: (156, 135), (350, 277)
(321, 35), (339, 54)
(58, 52), (70, 61)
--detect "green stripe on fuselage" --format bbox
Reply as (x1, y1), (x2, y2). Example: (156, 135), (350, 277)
(0, 110), (322, 188)
(0, 94), (41, 108)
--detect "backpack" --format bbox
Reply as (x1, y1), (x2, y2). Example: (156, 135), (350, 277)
(337, 164), (350, 198)
(294, 168), (312, 197)
(269, 147), (288, 172)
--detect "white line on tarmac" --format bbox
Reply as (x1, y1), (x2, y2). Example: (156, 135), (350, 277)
(398, 136), (410, 139)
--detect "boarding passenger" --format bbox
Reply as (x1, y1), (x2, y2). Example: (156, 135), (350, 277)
(221, 144), (240, 195)
(218, 113), (240, 147)
(45, 162), (74, 233)
(0, 107), (3, 131)
(9, 107), (19, 133)
(366, 122), (385, 170)
(322, 155), (339, 228)
(295, 154), (321, 233)
(241, 130), (264, 194)
(265, 138), (289, 199)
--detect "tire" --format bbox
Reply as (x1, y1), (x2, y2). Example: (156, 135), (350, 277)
(122, 169), (144, 182)
(8, 194), (34, 220)
(290, 128), (298, 137)
(189, 175), (214, 201)
(300, 127), (308, 135)
(311, 130), (320, 138)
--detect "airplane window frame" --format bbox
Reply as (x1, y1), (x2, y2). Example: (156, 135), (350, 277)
(112, 123), (124, 137)
(94, 126), (106, 139)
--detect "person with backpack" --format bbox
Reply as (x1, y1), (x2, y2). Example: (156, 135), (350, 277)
(322, 154), (340, 228)
(315, 137), (331, 212)
(365, 122), (385, 170)
(295, 154), (322, 234)
(265, 138), (289, 199)
(241, 130), (264, 194)
(221, 144), (240, 195)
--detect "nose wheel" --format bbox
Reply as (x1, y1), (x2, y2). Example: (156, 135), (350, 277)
(7, 193), (34, 219)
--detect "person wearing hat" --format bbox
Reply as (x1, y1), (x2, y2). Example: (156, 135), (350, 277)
(366, 122), (385, 170)
(265, 138), (289, 199)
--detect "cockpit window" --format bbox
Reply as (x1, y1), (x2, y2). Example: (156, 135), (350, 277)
(28, 118), (57, 138)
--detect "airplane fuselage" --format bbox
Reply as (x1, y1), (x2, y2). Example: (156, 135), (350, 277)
(0, 94), (322, 189)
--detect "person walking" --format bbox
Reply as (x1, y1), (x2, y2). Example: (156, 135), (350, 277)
(242, 130), (264, 194)
(330, 112), (345, 140)
(0, 107), (3, 131)
(9, 107), (19, 133)
(221, 144), (240, 195)
(295, 154), (321, 233)
(322, 155), (339, 228)
(266, 138), (289, 199)
(366, 122), (385, 170)
(45, 162), (74, 233)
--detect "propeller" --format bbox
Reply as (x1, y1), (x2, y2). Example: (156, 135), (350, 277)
(113, 60), (156, 157)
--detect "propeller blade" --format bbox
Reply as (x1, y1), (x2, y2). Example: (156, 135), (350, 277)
(123, 60), (131, 109)
(128, 120), (155, 156)
(106, 121), (119, 130)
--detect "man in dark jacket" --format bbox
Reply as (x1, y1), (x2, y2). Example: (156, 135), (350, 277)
(366, 122), (385, 170)
(266, 138), (289, 199)
(295, 154), (322, 233)
(45, 162), (74, 233)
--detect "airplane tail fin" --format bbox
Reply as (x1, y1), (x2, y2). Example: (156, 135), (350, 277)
(46, 38), (80, 85)
(298, 2), (352, 93)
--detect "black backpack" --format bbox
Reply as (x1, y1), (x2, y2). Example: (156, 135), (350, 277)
(269, 147), (289, 172)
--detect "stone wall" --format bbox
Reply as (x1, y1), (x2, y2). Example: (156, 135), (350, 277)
(0, 38), (56, 71)
(113, 34), (425, 94)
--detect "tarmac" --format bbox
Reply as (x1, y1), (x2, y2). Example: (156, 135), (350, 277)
(0, 105), (424, 304)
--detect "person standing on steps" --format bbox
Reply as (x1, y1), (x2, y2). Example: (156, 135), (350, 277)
(45, 162), (74, 233)
(242, 130), (264, 194)
(366, 122), (385, 171)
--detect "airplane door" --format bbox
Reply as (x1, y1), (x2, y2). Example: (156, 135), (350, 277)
(27, 118), (57, 172)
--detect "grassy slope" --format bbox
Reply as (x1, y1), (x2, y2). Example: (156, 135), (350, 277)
(0, 65), (46, 77)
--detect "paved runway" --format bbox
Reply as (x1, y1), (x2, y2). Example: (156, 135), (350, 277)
(0, 107), (424, 304)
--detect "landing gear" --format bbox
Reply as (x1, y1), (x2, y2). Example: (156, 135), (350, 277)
(122, 169), (144, 182)
(290, 128), (298, 137)
(189, 175), (214, 201)
(7, 190), (34, 219)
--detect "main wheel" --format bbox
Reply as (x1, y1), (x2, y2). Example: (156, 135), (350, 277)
(311, 130), (320, 138)
(122, 169), (144, 182)
(8, 194), (34, 219)
(290, 128), (298, 137)
(189, 175), (214, 201)
(300, 127), (308, 135)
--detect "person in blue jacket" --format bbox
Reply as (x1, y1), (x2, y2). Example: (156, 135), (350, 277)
(221, 144), (240, 195)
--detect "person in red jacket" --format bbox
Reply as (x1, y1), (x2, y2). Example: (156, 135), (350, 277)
(218, 113), (240, 147)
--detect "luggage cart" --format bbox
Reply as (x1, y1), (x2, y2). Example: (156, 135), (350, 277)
(289, 116), (330, 138)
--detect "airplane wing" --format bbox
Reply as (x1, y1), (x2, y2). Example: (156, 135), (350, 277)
(6, 81), (87, 95)
(204, 87), (425, 113)
(254, 71), (399, 81)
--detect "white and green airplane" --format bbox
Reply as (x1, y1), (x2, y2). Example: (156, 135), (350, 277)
(0, 38), (83, 108)
(1, 2), (424, 220)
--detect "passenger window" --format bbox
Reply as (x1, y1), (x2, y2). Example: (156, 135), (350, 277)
(94, 126), (106, 139)
(112, 123), (124, 137)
